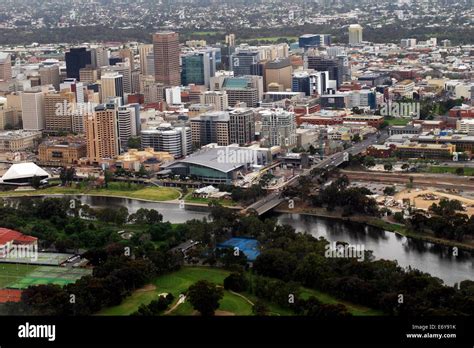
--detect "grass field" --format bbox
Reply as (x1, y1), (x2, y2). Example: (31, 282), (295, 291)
(426, 166), (474, 176)
(0, 182), (181, 202)
(183, 192), (238, 207)
(98, 267), (380, 316)
(384, 117), (410, 126)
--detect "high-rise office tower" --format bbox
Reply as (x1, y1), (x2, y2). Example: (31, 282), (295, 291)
(298, 34), (332, 49)
(181, 52), (212, 87)
(146, 51), (155, 77)
(165, 86), (182, 105)
(229, 108), (255, 145)
(90, 46), (109, 69)
(200, 91), (229, 111)
(264, 58), (292, 91)
(139, 44), (153, 75)
(141, 124), (192, 158)
(0, 53), (12, 81)
(79, 66), (99, 84)
(100, 72), (124, 103)
(65, 47), (92, 80)
(60, 78), (85, 104)
(102, 63), (132, 94)
(117, 104), (140, 151)
(140, 75), (164, 103)
(211, 75), (263, 108)
(292, 70), (329, 96)
(305, 53), (344, 88)
(39, 65), (60, 90)
(119, 48), (134, 70)
(348, 24), (363, 45)
(84, 103), (120, 163)
(21, 90), (46, 131)
(260, 109), (297, 148)
(153, 31), (180, 86)
(190, 111), (230, 147)
(230, 49), (260, 76)
(44, 90), (76, 132)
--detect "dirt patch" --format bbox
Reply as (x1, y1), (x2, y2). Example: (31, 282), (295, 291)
(395, 188), (474, 216)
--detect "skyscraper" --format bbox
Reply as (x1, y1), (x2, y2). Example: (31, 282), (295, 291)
(298, 34), (332, 49)
(305, 54), (344, 88)
(65, 47), (92, 80)
(44, 90), (76, 132)
(141, 124), (192, 158)
(260, 109), (297, 148)
(190, 111), (230, 147)
(230, 49), (260, 76)
(181, 52), (212, 87)
(117, 104), (140, 151)
(39, 65), (60, 90)
(348, 24), (363, 45)
(0, 53), (12, 81)
(229, 108), (255, 145)
(21, 90), (46, 131)
(84, 103), (120, 163)
(153, 31), (181, 86)
(200, 91), (229, 111)
(100, 72), (124, 104)
(138, 44), (153, 75)
(264, 58), (292, 91)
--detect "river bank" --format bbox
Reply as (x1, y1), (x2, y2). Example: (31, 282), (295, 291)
(274, 205), (474, 252)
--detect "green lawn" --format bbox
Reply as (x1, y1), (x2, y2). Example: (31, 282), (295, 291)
(384, 117), (410, 126)
(98, 267), (380, 316)
(0, 182), (181, 202)
(184, 192), (238, 207)
(0, 264), (38, 288)
(426, 166), (474, 176)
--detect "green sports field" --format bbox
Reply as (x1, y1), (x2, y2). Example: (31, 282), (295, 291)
(0, 264), (38, 288)
(0, 264), (92, 289)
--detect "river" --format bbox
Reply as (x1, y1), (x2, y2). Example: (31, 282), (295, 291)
(4, 195), (473, 285)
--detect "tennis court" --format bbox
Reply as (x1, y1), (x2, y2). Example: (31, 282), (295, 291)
(7, 266), (92, 289)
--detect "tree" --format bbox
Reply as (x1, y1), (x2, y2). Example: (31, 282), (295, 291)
(455, 167), (464, 176)
(187, 280), (224, 316)
(252, 300), (268, 316)
(383, 186), (396, 196)
(127, 136), (141, 149)
(363, 156), (376, 168)
(384, 163), (393, 171)
(223, 272), (248, 292)
(31, 175), (42, 189)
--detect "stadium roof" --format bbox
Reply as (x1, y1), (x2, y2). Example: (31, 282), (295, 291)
(164, 147), (259, 173)
(0, 163), (50, 183)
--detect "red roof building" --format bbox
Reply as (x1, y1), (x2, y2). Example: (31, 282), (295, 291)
(0, 228), (37, 246)
(0, 289), (22, 303)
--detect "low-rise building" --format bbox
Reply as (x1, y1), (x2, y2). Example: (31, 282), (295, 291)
(38, 140), (87, 166)
(0, 130), (42, 152)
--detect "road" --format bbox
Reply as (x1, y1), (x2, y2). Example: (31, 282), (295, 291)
(244, 131), (389, 215)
